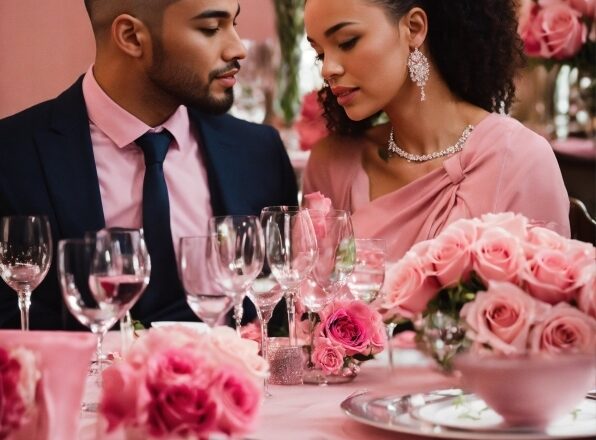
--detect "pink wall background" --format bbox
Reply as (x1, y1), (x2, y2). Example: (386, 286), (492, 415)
(0, 0), (276, 119)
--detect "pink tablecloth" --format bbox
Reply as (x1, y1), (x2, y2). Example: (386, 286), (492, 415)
(78, 333), (457, 440)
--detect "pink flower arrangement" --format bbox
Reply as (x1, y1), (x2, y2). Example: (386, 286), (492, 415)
(382, 213), (596, 358)
(0, 346), (39, 439)
(519, 0), (595, 67)
(99, 326), (268, 439)
(306, 299), (386, 376)
(294, 90), (329, 151)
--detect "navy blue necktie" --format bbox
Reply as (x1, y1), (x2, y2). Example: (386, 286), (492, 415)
(135, 130), (181, 317)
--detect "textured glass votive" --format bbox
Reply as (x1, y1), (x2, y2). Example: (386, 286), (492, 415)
(268, 337), (305, 385)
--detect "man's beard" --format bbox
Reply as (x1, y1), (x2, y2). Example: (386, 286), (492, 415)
(147, 38), (237, 115)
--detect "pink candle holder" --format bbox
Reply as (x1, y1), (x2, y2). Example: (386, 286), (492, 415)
(268, 337), (305, 385)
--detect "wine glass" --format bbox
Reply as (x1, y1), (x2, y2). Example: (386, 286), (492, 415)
(0, 215), (52, 330)
(260, 206), (318, 346)
(247, 275), (285, 397)
(179, 235), (233, 327)
(347, 238), (386, 303)
(300, 210), (356, 384)
(208, 215), (265, 335)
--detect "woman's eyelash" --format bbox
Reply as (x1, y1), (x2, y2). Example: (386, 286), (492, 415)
(201, 28), (219, 36)
(339, 37), (359, 50)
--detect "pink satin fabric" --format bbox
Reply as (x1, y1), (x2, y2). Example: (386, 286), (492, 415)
(0, 330), (96, 440)
(303, 113), (570, 262)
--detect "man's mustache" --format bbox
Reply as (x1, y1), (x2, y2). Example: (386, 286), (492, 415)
(209, 60), (241, 81)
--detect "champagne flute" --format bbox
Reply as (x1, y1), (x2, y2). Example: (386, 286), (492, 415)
(247, 275), (284, 397)
(261, 206), (317, 346)
(0, 215), (52, 330)
(208, 216), (265, 335)
(179, 235), (233, 327)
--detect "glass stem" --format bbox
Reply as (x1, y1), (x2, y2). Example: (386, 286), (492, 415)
(95, 331), (105, 387)
(286, 288), (297, 346)
(307, 311), (315, 368)
(17, 288), (32, 331)
(385, 322), (397, 370)
(234, 298), (244, 337)
(259, 315), (271, 398)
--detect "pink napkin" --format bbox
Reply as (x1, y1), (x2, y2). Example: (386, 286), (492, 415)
(0, 330), (96, 440)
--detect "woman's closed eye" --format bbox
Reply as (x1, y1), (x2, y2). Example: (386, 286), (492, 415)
(339, 37), (359, 51)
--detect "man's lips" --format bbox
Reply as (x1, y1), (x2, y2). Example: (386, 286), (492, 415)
(214, 69), (239, 87)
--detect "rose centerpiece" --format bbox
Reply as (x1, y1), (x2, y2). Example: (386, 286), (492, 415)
(99, 325), (268, 440)
(381, 212), (596, 369)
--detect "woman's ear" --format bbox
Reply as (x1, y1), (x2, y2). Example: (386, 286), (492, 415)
(110, 14), (151, 58)
(403, 7), (428, 49)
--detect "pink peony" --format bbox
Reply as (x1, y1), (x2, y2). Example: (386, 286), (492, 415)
(0, 347), (27, 439)
(523, 248), (588, 304)
(312, 338), (346, 375)
(212, 366), (262, 436)
(472, 227), (525, 284)
(461, 281), (550, 355)
(519, 2), (587, 60)
(319, 300), (386, 356)
(427, 219), (478, 287)
(529, 303), (596, 354)
(382, 253), (440, 319)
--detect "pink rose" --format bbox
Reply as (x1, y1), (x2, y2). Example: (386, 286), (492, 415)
(461, 281), (550, 355)
(382, 253), (440, 319)
(479, 213), (529, 239)
(312, 338), (346, 375)
(525, 226), (569, 256)
(0, 347), (27, 438)
(240, 321), (262, 349)
(529, 303), (596, 354)
(302, 191), (332, 216)
(520, 2), (587, 59)
(100, 362), (150, 432)
(472, 227), (526, 284)
(319, 300), (385, 355)
(145, 349), (218, 437)
(577, 266), (596, 318)
(540, 0), (596, 18)
(427, 219), (477, 287)
(295, 91), (329, 151)
(523, 249), (588, 304)
(212, 366), (262, 436)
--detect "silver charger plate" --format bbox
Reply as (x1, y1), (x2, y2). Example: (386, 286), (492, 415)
(340, 390), (596, 440)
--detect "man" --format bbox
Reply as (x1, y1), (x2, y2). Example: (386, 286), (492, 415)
(0, 0), (297, 329)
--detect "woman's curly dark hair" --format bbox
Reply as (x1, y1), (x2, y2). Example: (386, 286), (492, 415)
(319, 0), (526, 135)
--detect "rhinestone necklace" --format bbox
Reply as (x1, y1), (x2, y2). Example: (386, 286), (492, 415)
(385, 124), (474, 163)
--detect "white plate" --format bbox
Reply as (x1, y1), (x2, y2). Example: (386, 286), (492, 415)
(340, 390), (596, 440)
(150, 321), (209, 333)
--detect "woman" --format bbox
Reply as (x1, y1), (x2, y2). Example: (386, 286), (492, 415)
(302, 0), (570, 262)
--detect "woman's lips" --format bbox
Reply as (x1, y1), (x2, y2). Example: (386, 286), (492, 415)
(331, 86), (359, 106)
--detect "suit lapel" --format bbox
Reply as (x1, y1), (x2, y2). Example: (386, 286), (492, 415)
(34, 79), (105, 237)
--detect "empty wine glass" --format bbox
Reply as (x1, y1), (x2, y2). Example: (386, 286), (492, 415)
(0, 215), (52, 330)
(261, 206), (318, 346)
(179, 235), (233, 327)
(347, 238), (386, 303)
(248, 275), (284, 397)
(208, 216), (265, 335)
(301, 209), (356, 385)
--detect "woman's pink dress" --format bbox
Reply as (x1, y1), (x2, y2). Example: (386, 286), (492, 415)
(303, 114), (570, 262)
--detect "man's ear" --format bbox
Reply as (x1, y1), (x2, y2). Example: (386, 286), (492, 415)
(111, 14), (151, 58)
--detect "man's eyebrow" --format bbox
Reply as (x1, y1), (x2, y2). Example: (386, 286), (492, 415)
(192, 4), (241, 20)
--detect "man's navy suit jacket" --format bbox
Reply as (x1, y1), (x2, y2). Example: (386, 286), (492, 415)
(0, 78), (298, 330)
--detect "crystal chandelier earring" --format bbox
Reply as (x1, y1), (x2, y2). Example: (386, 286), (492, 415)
(407, 47), (430, 101)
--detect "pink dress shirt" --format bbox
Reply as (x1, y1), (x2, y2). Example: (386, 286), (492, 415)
(82, 67), (212, 256)
(303, 113), (570, 262)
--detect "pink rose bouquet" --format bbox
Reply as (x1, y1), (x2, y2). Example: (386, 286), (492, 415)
(305, 299), (386, 377)
(0, 346), (40, 439)
(382, 213), (596, 367)
(519, 0), (595, 70)
(99, 326), (268, 439)
(294, 90), (329, 151)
